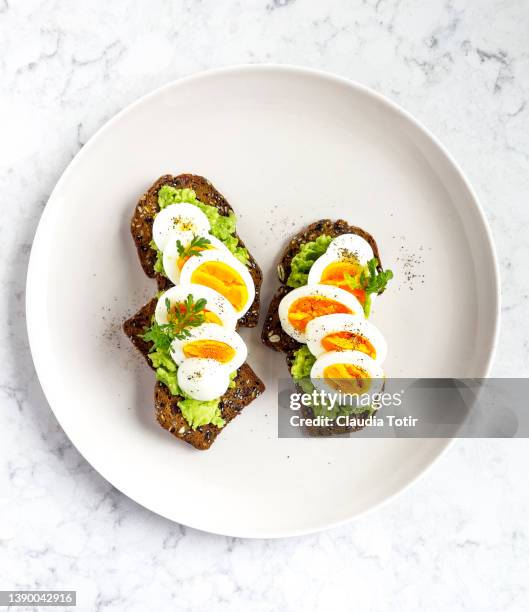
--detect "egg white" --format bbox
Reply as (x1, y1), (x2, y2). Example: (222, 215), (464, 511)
(278, 284), (364, 344)
(152, 203), (210, 251)
(177, 358), (231, 401)
(305, 313), (387, 363)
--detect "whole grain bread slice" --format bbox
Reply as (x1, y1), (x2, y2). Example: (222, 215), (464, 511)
(261, 219), (382, 353)
(131, 174), (262, 327)
(123, 300), (265, 450)
(261, 219), (383, 437)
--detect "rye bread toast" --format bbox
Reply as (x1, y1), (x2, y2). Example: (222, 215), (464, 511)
(261, 219), (382, 353)
(124, 301), (265, 450)
(131, 174), (262, 327)
(262, 219), (382, 437)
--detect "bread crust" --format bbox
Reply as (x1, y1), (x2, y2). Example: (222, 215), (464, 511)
(123, 300), (265, 450)
(131, 174), (262, 327)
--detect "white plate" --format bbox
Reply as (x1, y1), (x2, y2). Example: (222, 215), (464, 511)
(26, 65), (500, 538)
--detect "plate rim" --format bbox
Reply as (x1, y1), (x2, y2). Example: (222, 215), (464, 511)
(25, 63), (501, 538)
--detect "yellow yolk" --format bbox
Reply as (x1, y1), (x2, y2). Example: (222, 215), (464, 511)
(203, 310), (222, 325)
(323, 363), (371, 393)
(191, 261), (248, 313)
(321, 331), (376, 359)
(287, 296), (351, 332)
(183, 339), (236, 363)
(320, 260), (366, 304)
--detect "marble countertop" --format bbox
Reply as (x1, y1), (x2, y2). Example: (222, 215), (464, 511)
(1, 0), (529, 610)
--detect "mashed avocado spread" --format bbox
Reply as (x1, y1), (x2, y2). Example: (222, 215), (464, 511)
(290, 345), (316, 393)
(153, 185), (249, 270)
(286, 235), (333, 287)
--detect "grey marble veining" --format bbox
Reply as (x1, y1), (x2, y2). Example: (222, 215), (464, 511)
(1, 0), (529, 610)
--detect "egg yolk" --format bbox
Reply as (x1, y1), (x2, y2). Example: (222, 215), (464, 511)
(203, 310), (223, 325)
(288, 296), (351, 332)
(323, 363), (371, 393)
(321, 331), (376, 359)
(168, 304), (222, 326)
(191, 261), (248, 313)
(320, 260), (366, 304)
(183, 339), (236, 363)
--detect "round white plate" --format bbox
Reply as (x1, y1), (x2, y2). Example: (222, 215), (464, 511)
(27, 65), (499, 538)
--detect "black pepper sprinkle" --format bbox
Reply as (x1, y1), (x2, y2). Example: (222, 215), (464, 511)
(396, 246), (425, 289)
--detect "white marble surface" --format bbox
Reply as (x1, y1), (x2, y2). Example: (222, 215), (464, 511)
(1, 0), (529, 610)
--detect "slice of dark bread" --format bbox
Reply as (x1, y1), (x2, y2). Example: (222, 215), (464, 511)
(131, 174), (262, 327)
(123, 300), (265, 450)
(262, 219), (382, 353)
(262, 219), (382, 437)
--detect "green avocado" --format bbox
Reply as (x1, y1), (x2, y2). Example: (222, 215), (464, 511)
(286, 234), (333, 287)
(290, 345), (316, 394)
(156, 185), (249, 265)
(177, 397), (225, 429)
(155, 366), (180, 396)
(149, 239), (165, 275)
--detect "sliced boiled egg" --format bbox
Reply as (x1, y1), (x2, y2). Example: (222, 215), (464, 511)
(278, 284), (364, 344)
(155, 283), (237, 329)
(307, 233), (375, 305)
(152, 203), (210, 251)
(310, 349), (385, 396)
(179, 250), (255, 318)
(177, 358), (231, 401)
(162, 232), (232, 285)
(306, 313), (387, 363)
(170, 323), (247, 370)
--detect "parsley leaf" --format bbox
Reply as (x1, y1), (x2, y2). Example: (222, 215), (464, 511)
(140, 293), (208, 347)
(344, 258), (393, 317)
(141, 322), (175, 352)
(176, 236), (211, 260)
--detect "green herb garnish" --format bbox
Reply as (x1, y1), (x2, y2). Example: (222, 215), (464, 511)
(344, 258), (393, 317)
(167, 294), (207, 340)
(141, 322), (174, 351)
(141, 294), (208, 348)
(176, 235), (211, 260)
